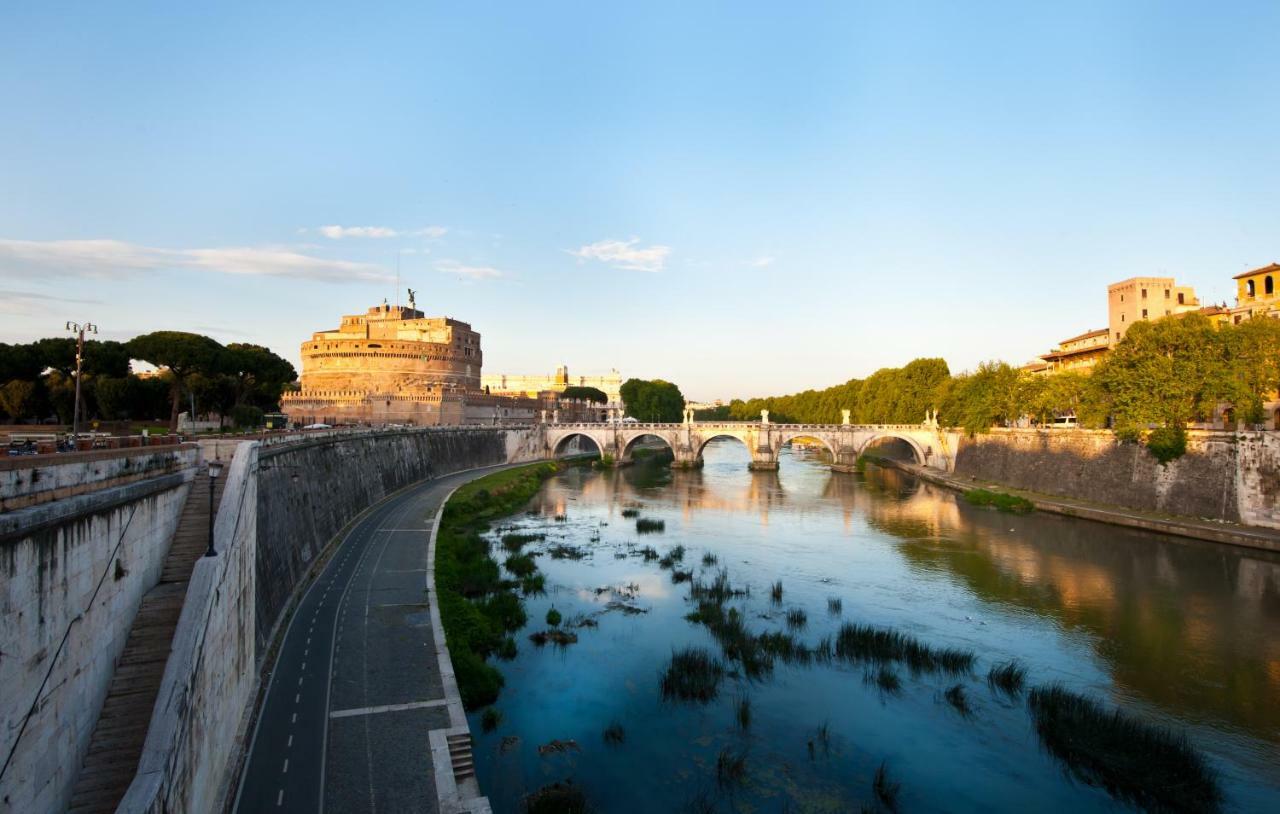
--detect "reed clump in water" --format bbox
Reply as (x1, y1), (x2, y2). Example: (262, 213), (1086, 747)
(602, 720), (625, 745)
(688, 569), (749, 603)
(833, 622), (975, 675)
(963, 488), (1034, 514)
(504, 552), (537, 578)
(525, 781), (589, 814)
(481, 707), (502, 732)
(501, 532), (544, 551)
(715, 747), (748, 788)
(785, 608), (808, 630)
(639, 545), (660, 561)
(873, 762), (901, 812)
(770, 580), (784, 603)
(736, 695), (751, 729)
(621, 508), (640, 518)
(987, 660), (1027, 697)
(864, 666), (901, 695)
(944, 683), (972, 717)
(827, 596), (843, 615)
(1027, 684), (1221, 813)
(660, 647), (725, 703)
(702, 552), (718, 567)
(636, 518), (666, 533)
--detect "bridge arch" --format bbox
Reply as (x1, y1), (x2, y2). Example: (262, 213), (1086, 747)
(621, 432), (675, 460)
(777, 431), (839, 460)
(859, 433), (927, 465)
(695, 432), (753, 460)
(552, 431), (604, 458)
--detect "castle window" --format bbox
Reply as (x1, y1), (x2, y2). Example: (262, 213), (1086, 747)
(1141, 309), (1148, 318)
(1164, 289), (1170, 298)
(1141, 288), (1147, 299)
(368, 343), (381, 348)
(1267, 276), (1275, 295)
(1121, 314), (1125, 322)
(1178, 292), (1185, 304)
(1247, 280), (1256, 297)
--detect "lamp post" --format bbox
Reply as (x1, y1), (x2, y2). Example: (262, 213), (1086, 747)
(205, 461), (223, 557)
(65, 321), (97, 439)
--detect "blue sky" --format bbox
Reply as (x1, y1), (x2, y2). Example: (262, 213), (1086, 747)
(2, 1), (1277, 401)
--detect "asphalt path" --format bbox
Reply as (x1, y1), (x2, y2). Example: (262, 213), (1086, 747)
(235, 463), (517, 813)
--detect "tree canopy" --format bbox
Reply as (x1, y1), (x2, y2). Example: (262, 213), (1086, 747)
(561, 385), (608, 404)
(620, 378), (685, 422)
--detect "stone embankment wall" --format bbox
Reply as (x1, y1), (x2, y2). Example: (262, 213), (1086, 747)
(954, 429), (1280, 529)
(115, 426), (541, 813)
(0, 448), (198, 814)
(119, 441), (258, 814)
(253, 427), (537, 653)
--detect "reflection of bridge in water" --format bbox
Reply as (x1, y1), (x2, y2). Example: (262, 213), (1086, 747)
(544, 416), (963, 472)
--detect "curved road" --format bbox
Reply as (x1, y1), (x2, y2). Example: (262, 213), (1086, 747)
(235, 464), (515, 813)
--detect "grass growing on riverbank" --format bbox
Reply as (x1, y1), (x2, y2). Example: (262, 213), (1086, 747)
(1027, 684), (1221, 812)
(963, 488), (1034, 514)
(436, 461), (561, 709)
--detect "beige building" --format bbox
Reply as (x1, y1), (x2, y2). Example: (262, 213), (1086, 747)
(282, 300), (536, 426)
(1229, 263), (1280, 323)
(1037, 328), (1111, 375)
(1107, 277), (1201, 344)
(483, 365), (623, 405)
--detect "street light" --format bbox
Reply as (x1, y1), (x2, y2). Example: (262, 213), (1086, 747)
(65, 321), (98, 439)
(205, 460), (223, 557)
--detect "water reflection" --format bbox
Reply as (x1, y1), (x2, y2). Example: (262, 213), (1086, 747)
(483, 439), (1280, 810)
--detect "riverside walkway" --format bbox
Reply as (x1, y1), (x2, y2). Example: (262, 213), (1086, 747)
(235, 466), (512, 813)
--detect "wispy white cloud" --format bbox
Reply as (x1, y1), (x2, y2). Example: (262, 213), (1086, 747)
(751, 255), (776, 268)
(313, 224), (448, 240)
(435, 259), (503, 280)
(0, 238), (391, 284)
(567, 237), (671, 273)
(0, 288), (102, 315)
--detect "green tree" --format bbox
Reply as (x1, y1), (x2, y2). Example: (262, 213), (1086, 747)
(0, 379), (42, 421)
(1090, 314), (1229, 438)
(126, 331), (224, 430)
(1222, 318), (1280, 425)
(224, 343), (297, 409)
(561, 385), (608, 404)
(620, 378), (685, 422)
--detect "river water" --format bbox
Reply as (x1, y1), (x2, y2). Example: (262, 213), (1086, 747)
(467, 439), (1280, 812)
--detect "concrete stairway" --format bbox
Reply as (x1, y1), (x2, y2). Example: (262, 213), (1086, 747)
(66, 466), (227, 814)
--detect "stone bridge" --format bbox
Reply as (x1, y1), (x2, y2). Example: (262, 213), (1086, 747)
(543, 412), (961, 472)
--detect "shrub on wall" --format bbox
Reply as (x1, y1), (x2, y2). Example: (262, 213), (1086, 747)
(1145, 426), (1187, 465)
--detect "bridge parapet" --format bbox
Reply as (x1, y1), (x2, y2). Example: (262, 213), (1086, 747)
(541, 421), (959, 473)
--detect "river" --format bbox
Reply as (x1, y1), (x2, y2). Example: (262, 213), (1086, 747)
(467, 439), (1280, 812)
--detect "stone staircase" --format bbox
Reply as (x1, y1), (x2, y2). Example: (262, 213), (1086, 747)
(66, 466), (227, 814)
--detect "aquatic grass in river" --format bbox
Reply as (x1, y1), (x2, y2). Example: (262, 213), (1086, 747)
(620, 508), (640, 518)
(636, 517), (666, 533)
(987, 659), (1027, 696)
(770, 580), (784, 603)
(525, 781), (590, 814)
(827, 596), (842, 615)
(481, 707), (502, 732)
(736, 695), (751, 729)
(1027, 684), (1221, 813)
(503, 552), (537, 578)
(602, 720), (625, 745)
(944, 683), (972, 717)
(501, 532), (544, 551)
(660, 647), (725, 703)
(545, 607), (562, 626)
(834, 622), (975, 675)
(688, 569), (749, 603)
(873, 762), (901, 812)
(864, 666), (901, 695)
(715, 746), (748, 788)
(639, 545), (660, 561)
(702, 552), (718, 567)
(785, 607), (807, 629)
(670, 568), (693, 584)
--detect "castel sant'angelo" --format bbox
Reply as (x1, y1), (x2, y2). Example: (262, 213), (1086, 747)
(281, 294), (537, 425)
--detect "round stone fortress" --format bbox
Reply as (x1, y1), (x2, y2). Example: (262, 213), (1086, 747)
(296, 302), (481, 393)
